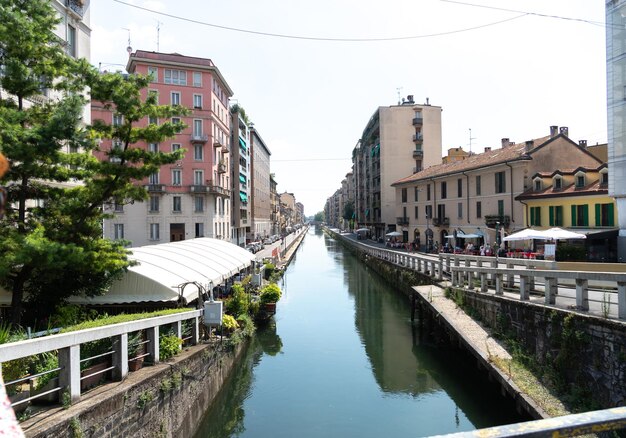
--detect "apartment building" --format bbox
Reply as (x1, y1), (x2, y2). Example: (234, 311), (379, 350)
(392, 126), (603, 250)
(353, 96), (442, 240)
(296, 202), (305, 224)
(96, 50), (233, 246)
(516, 163), (617, 261)
(280, 192), (296, 232)
(606, 1), (626, 261)
(270, 174), (280, 235)
(249, 126), (272, 240)
(231, 110), (251, 246)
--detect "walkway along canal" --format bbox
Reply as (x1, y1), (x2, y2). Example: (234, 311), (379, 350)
(195, 226), (527, 437)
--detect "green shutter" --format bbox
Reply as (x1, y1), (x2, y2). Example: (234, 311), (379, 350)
(571, 205), (577, 227)
(530, 207), (535, 226)
(595, 204), (601, 227)
(549, 206), (554, 226)
(536, 206), (541, 226)
(608, 203), (615, 227)
(582, 204), (589, 226)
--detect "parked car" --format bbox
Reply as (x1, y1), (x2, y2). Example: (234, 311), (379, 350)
(263, 238), (272, 245)
(245, 244), (257, 253)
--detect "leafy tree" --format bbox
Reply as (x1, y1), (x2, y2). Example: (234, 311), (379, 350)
(342, 201), (354, 221)
(0, 0), (187, 325)
(314, 211), (324, 222)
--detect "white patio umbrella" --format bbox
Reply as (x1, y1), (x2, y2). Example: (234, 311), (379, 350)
(503, 228), (548, 242)
(355, 228), (369, 233)
(543, 227), (587, 240)
(386, 231), (403, 237)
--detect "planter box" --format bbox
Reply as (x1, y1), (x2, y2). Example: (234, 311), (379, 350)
(81, 361), (110, 391)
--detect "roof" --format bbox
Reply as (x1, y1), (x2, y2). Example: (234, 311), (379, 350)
(392, 135), (559, 186)
(516, 180), (608, 200)
(68, 238), (255, 305)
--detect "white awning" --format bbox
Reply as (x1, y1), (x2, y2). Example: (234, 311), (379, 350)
(68, 238), (255, 305)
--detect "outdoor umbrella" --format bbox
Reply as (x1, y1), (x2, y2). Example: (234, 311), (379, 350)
(543, 227), (587, 240)
(386, 231), (403, 237)
(355, 228), (369, 233)
(503, 228), (548, 242)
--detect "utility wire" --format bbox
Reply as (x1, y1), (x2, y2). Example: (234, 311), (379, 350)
(112, 0), (527, 42)
(273, 158), (351, 162)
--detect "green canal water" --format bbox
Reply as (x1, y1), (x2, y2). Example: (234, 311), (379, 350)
(195, 227), (526, 437)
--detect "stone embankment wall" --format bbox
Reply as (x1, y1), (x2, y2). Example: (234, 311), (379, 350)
(24, 342), (247, 438)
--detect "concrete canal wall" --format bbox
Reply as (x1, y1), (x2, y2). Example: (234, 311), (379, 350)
(327, 228), (626, 414)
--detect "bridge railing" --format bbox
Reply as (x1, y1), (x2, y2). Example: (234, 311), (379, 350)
(0, 309), (202, 408)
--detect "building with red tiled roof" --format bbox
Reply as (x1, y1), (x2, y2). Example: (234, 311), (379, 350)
(391, 126), (603, 250)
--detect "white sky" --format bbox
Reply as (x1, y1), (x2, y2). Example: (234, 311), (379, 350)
(91, 0), (607, 216)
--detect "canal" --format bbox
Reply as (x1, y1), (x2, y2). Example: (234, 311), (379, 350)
(195, 227), (526, 437)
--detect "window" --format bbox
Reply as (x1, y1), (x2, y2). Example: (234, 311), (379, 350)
(148, 116), (158, 125)
(534, 180), (542, 191)
(595, 203), (615, 227)
(441, 181), (447, 199)
(530, 206), (541, 226)
(193, 94), (202, 109)
(425, 205), (432, 219)
(457, 178), (462, 197)
(193, 119), (203, 136)
(194, 170), (204, 185)
(571, 205), (589, 227)
(414, 206), (419, 219)
(110, 140), (123, 163)
(401, 188), (407, 203)
(193, 72), (202, 87)
(476, 201), (482, 218)
(549, 206), (563, 226)
(149, 172), (159, 184)
(195, 222), (204, 238)
(172, 196), (182, 212)
(171, 92), (181, 106)
(172, 117), (181, 125)
(457, 202), (463, 219)
(601, 172), (609, 185)
(148, 143), (158, 153)
(495, 171), (506, 193)
(194, 144), (203, 161)
(437, 204), (446, 220)
(114, 202), (124, 213)
(554, 177), (562, 190)
(171, 143), (181, 152)
(67, 25), (76, 57)
(475, 175), (481, 196)
(147, 67), (158, 82)
(149, 195), (159, 212)
(414, 187), (419, 202)
(427, 184), (431, 201)
(150, 223), (160, 240)
(113, 114), (123, 127)
(402, 206), (407, 220)
(148, 90), (158, 104)
(172, 169), (182, 186)
(114, 224), (124, 240)
(164, 69), (187, 85)
(194, 196), (204, 213)
(498, 200), (504, 216)
(576, 175), (586, 188)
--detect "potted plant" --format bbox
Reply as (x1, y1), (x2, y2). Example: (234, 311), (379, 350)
(260, 283), (282, 313)
(128, 331), (145, 371)
(222, 314), (239, 335)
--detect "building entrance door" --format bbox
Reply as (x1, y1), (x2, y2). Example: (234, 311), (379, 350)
(170, 223), (185, 242)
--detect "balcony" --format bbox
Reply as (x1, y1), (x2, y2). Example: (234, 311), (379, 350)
(432, 217), (450, 227)
(484, 215), (511, 228)
(190, 185), (208, 193)
(145, 184), (165, 192)
(66, 0), (84, 17)
(218, 161), (227, 174)
(190, 133), (208, 144)
(412, 116), (423, 126)
(206, 180), (231, 198)
(412, 149), (423, 159)
(396, 217), (409, 226)
(412, 133), (423, 144)
(214, 139), (229, 153)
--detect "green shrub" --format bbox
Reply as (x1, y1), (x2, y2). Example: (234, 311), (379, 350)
(222, 314), (239, 333)
(32, 352), (59, 391)
(260, 283), (282, 304)
(159, 334), (182, 361)
(225, 283), (249, 318)
(264, 263), (275, 280)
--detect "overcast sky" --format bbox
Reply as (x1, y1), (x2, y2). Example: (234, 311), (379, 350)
(91, 0), (607, 215)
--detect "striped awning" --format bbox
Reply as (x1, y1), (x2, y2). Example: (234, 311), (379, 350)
(239, 191), (248, 202)
(239, 137), (247, 151)
(239, 174), (246, 184)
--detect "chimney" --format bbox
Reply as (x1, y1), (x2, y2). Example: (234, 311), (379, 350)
(559, 126), (569, 137)
(579, 140), (587, 147)
(484, 147), (492, 153)
(426, 97), (430, 105)
(550, 125), (558, 138)
(525, 140), (534, 152)
(407, 95), (414, 103)
(501, 138), (510, 148)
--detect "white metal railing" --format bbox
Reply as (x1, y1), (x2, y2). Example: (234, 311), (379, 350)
(0, 310), (202, 406)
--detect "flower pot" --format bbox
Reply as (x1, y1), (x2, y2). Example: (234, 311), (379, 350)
(31, 377), (59, 405)
(128, 357), (144, 372)
(263, 302), (276, 313)
(81, 361), (111, 391)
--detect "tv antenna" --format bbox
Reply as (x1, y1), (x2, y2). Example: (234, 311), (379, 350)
(122, 27), (132, 55)
(468, 128), (476, 154)
(156, 20), (162, 52)
(396, 87), (403, 105)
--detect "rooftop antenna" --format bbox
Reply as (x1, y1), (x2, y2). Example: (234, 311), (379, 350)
(396, 87), (403, 105)
(122, 27), (132, 55)
(468, 128), (476, 154)
(156, 20), (162, 52)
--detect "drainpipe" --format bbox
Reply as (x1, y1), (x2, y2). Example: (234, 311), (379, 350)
(519, 199), (529, 228)
(462, 171), (470, 224)
(505, 162), (515, 225)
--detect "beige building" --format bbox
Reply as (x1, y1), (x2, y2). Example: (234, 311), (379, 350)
(392, 126), (603, 250)
(353, 96), (442, 239)
(270, 174), (280, 235)
(250, 126), (272, 239)
(280, 192), (296, 232)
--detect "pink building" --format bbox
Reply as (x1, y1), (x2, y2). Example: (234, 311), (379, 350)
(93, 50), (234, 246)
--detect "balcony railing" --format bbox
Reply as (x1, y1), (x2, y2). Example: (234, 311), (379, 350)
(190, 185), (208, 193)
(145, 184), (165, 192)
(412, 149), (423, 159)
(412, 116), (423, 126)
(432, 217), (450, 227)
(485, 215), (510, 228)
(218, 162), (227, 174)
(206, 180), (231, 197)
(412, 133), (423, 143)
(396, 217), (409, 226)
(190, 134), (208, 144)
